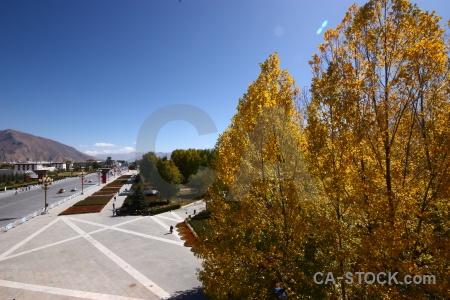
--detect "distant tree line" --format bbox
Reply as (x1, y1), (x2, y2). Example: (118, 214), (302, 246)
(0, 173), (26, 184)
(138, 149), (217, 201)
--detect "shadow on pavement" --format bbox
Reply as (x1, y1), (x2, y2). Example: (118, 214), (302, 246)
(168, 286), (209, 299)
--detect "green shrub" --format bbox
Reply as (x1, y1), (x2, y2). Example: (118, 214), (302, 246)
(190, 209), (210, 220)
(149, 204), (181, 215)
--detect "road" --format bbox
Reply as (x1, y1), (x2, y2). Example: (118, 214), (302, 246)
(0, 173), (106, 228)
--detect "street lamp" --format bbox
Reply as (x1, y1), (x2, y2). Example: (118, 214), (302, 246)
(39, 174), (53, 214)
(79, 169), (86, 195)
(97, 169), (101, 186)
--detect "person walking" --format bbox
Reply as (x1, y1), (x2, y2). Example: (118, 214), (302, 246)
(112, 203), (116, 216)
(170, 225), (174, 234)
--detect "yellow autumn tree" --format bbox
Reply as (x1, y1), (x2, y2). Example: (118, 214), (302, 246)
(307, 0), (450, 298)
(197, 53), (329, 299)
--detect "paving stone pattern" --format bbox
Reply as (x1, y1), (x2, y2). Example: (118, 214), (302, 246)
(0, 171), (208, 299)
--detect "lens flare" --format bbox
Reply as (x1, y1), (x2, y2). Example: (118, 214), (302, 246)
(317, 20), (328, 35)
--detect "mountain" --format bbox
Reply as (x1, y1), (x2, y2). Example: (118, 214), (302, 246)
(0, 129), (97, 163)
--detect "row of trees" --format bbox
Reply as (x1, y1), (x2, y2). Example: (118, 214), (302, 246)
(139, 149), (216, 201)
(197, 1), (450, 299)
(0, 173), (27, 183)
(171, 149), (216, 182)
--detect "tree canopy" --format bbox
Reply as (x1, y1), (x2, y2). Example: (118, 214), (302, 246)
(139, 152), (182, 201)
(197, 53), (326, 299)
(196, 0), (450, 299)
(306, 0), (450, 297)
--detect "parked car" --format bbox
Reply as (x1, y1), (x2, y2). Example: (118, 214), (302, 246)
(58, 189), (65, 194)
(71, 188), (77, 192)
(88, 180), (92, 183)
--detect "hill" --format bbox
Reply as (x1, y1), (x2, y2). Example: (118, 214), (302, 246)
(0, 129), (97, 162)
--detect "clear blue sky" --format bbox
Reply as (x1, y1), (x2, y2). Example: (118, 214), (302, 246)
(1, 0), (449, 158)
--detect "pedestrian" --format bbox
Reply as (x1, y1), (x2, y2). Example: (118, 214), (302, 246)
(114, 196), (116, 201)
(194, 209), (196, 215)
(170, 225), (173, 234)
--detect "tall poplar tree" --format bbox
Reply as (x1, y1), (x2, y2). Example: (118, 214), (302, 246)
(307, 0), (450, 298)
(197, 54), (326, 299)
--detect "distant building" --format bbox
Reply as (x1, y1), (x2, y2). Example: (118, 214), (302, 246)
(13, 162), (65, 178)
(51, 162), (67, 170)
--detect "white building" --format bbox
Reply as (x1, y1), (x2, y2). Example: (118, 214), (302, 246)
(51, 162), (67, 170)
(14, 162), (63, 178)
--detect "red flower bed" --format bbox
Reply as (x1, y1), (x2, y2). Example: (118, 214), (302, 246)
(176, 221), (198, 251)
(59, 205), (105, 215)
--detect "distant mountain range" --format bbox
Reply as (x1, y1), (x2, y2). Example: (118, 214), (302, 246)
(0, 129), (97, 163)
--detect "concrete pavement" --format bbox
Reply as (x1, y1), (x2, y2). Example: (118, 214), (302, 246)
(0, 171), (208, 299)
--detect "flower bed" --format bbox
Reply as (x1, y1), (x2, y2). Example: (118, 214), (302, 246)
(176, 221), (198, 251)
(58, 176), (126, 215)
(59, 205), (105, 215)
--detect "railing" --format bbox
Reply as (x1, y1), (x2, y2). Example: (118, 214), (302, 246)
(0, 183), (98, 234)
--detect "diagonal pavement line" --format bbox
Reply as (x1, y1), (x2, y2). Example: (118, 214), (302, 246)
(0, 223), (111, 262)
(155, 215), (181, 222)
(111, 216), (146, 227)
(0, 217), (60, 260)
(0, 235), (83, 262)
(149, 216), (181, 241)
(150, 216), (173, 231)
(61, 217), (171, 299)
(65, 216), (110, 228)
(66, 217), (182, 245)
(170, 212), (184, 222)
(111, 227), (183, 246)
(0, 279), (147, 300)
(66, 215), (146, 229)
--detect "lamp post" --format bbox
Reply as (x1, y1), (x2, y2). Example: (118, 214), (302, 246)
(79, 169), (86, 195)
(97, 169), (101, 186)
(39, 174), (53, 214)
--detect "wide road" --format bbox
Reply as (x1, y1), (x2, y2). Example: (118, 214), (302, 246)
(0, 173), (103, 228)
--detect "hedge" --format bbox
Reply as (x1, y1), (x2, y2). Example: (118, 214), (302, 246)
(149, 204), (181, 215)
(190, 209), (210, 220)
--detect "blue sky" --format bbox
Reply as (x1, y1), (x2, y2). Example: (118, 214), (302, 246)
(1, 0), (449, 159)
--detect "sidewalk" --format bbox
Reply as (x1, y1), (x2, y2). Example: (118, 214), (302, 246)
(0, 171), (208, 299)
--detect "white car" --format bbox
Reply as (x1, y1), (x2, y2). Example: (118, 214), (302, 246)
(71, 188), (77, 192)
(88, 180), (93, 183)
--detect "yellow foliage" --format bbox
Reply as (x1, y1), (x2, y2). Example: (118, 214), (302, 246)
(307, 0), (450, 298)
(197, 54), (330, 299)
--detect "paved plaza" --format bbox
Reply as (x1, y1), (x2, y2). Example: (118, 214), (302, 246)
(0, 173), (208, 299)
